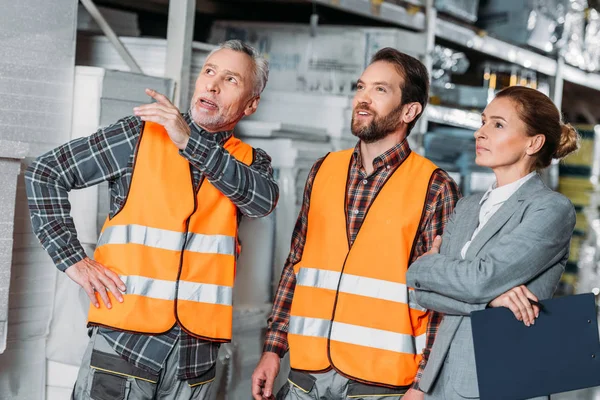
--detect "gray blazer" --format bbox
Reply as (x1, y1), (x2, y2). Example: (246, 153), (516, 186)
(406, 174), (576, 398)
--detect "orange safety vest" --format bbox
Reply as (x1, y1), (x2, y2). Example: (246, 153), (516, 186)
(288, 148), (439, 388)
(88, 121), (253, 341)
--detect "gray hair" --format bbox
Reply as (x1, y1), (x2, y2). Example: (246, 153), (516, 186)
(207, 40), (269, 97)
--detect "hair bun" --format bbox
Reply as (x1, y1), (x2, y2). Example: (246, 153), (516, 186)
(554, 123), (580, 159)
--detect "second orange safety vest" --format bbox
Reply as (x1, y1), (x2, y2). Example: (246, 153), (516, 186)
(88, 121), (253, 341)
(288, 148), (439, 388)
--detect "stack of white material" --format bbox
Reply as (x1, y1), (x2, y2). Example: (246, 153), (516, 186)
(76, 35), (215, 105)
(235, 120), (331, 287)
(209, 21), (426, 96)
(249, 90), (357, 151)
(232, 120), (331, 398)
(0, 0), (78, 397)
(0, 140), (29, 355)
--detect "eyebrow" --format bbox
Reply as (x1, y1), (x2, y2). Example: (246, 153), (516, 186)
(356, 79), (393, 88)
(482, 113), (508, 122)
(205, 63), (243, 80)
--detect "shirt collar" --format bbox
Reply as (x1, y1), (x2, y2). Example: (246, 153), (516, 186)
(480, 171), (537, 206)
(184, 111), (233, 145)
(352, 138), (412, 172)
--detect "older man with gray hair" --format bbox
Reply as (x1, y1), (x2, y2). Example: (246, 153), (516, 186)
(25, 40), (278, 399)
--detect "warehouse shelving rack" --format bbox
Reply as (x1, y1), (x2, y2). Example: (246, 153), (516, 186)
(89, 0), (600, 132)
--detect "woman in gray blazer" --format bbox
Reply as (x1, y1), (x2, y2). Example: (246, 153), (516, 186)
(406, 86), (579, 400)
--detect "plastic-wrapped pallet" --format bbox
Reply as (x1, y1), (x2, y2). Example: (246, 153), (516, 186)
(481, 62), (552, 97)
(477, 0), (569, 53)
(226, 305), (273, 399)
(560, 0), (600, 72)
(429, 45), (490, 109)
(468, 171), (497, 194)
(435, 0), (479, 22)
(249, 90), (354, 141)
(583, 7), (600, 72)
(431, 84), (490, 109)
(424, 126), (481, 194)
(0, 141), (28, 355)
(209, 21), (426, 95)
(234, 121), (331, 398)
(236, 120), (331, 282)
(247, 90), (368, 151)
(431, 45), (470, 85)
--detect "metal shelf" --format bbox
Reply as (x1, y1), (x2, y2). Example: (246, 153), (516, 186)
(304, 3), (561, 78)
(399, 0), (425, 6)
(294, 0), (600, 92)
(435, 19), (558, 77)
(427, 104), (480, 130)
(313, 0), (426, 31)
(563, 65), (600, 92)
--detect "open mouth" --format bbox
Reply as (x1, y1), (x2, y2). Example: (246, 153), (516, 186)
(355, 110), (372, 117)
(198, 98), (218, 110)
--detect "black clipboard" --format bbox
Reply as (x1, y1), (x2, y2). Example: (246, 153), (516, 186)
(471, 292), (600, 400)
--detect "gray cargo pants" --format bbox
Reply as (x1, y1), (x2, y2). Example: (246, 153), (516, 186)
(72, 328), (214, 400)
(276, 369), (408, 400)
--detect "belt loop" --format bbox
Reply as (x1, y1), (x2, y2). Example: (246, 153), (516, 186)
(91, 326), (98, 342)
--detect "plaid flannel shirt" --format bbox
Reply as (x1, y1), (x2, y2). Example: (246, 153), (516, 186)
(263, 139), (460, 389)
(25, 112), (278, 379)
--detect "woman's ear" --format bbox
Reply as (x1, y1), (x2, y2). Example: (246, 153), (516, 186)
(526, 134), (546, 156)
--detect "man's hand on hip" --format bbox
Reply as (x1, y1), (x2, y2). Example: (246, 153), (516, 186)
(404, 388), (425, 400)
(251, 352), (280, 399)
(65, 257), (126, 309)
(133, 88), (191, 150)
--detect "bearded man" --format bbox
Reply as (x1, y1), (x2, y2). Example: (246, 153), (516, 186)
(252, 47), (461, 400)
(26, 40), (278, 399)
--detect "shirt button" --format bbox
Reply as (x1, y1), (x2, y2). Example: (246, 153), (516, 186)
(362, 179), (368, 185)
(353, 209), (359, 215)
(386, 165), (391, 170)
(414, 281), (421, 288)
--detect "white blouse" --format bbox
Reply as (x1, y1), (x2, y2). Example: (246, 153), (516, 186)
(460, 172), (537, 259)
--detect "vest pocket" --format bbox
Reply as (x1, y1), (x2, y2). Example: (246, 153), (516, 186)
(346, 380), (409, 398)
(288, 369), (317, 393)
(275, 383), (290, 400)
(187, 364), (217, 388)
(90, 371), (128, 400)
(90, 350), (159, 384)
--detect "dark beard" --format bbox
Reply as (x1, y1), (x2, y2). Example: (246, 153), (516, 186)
(351, 104), (404, 144)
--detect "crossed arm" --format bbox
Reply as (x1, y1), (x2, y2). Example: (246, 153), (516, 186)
(407, 196), (575, 323)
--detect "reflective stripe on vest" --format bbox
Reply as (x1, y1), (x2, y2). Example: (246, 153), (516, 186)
(97, 224), (236, 256)
(117, 275), (233, 305)
(88, 121), (253, 340)
(296, 268), (426, 312)
(288, 148), (439, 388)
(289, 316), (427, 355)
